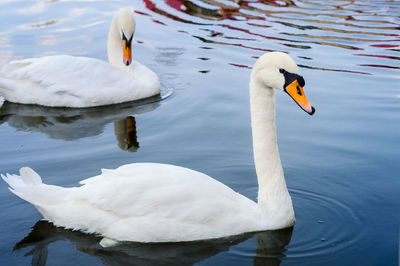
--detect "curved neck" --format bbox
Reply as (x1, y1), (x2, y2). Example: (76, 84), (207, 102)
(249, 78), (293, 219)
(107, 17), (125, 71)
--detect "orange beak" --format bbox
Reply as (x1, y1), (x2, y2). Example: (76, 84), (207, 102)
(285, 80), (315, 115)
(123, 39), (132, 66)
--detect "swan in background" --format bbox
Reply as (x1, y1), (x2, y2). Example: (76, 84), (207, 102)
(2, 52), (315, 247)
(0, 8), (160, 108)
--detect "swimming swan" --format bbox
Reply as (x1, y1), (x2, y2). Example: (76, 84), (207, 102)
(2, 52), (315, 247)
(0, 8), (160, 108)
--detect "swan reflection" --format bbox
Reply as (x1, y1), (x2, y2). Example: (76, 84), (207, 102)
(0, 95), (162, 151)
(114, 117), (139, 152)
(15, 220), (292, 266)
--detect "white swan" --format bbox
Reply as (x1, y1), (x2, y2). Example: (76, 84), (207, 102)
(2, 52), (315, 247)
(0, 8), (160, 108)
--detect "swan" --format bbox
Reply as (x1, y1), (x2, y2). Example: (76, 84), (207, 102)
(2, 52), (315, 247)
(0, 8), (160, 108)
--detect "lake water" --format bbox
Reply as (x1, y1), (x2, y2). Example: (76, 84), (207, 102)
(0, 0), (399, 265)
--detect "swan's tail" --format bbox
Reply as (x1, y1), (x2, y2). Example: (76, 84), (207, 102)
(1, 167), (44, 204)
(2, 167), (42, 189)
(2, 168), (76, 228)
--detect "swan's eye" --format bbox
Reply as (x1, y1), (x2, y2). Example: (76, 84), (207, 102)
(279, 68), (286, 74)
(296, 85), (302, 96)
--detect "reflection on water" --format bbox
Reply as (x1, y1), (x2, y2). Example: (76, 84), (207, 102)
(0, 95), (162, 151)
(140, 0), (399, 74)
(114, 117), (139, 152)
(15, 221), (292, 266)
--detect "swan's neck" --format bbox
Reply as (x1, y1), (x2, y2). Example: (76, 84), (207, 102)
(107, 17), (126, 71)
(250, 79), (294, 224)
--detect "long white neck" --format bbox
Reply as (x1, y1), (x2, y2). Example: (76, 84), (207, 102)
(249, 78), (294, 225)
(107, 17), (125, 71)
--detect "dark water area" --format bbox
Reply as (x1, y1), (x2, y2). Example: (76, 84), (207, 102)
(0, 0), (399, 265)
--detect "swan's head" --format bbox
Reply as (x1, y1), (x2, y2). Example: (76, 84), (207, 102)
(252, 52), (315, 115)
(111, 8), (136, 66)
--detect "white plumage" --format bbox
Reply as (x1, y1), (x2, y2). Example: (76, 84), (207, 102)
(0, 8), (160, 108)
(2, 164), (265, 246)
(2, 52), (315, 247)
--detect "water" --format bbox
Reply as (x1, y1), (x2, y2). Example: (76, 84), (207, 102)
(0, 0), (399, 265)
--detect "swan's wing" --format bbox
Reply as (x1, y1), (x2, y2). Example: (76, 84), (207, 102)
(0, 55), (159, 107)
(77, 163), (254, 216)
(74, 163), (260, 241)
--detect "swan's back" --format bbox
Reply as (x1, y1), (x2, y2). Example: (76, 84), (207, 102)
(75, 163), (263, 242)
(0, 55), (160, 107)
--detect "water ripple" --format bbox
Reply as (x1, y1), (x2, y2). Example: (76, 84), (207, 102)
(287, 188), (366, 260)
(141, 0), (400, 75)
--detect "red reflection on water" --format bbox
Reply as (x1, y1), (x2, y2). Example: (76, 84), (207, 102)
(153, 19), (166, 26)
(355, 54), (400, 60)
(134, 10), (151, 17)
(359, 64), (400, 70)
(145, 0), (272, 21)
(233, 43), (273, 52)
(141, 0), (397, 76)
(370, 44), (399, 48)
(229, 63), (251, 69)
(165, 0), (186, 12)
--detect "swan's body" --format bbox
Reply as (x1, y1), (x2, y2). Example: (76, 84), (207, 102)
(2, 52), (315, 246)
(4, 164), (273, 244)
(0, 9), (160, 108)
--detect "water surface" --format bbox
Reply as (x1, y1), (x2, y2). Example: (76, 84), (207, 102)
(0, 0), (399, 265)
